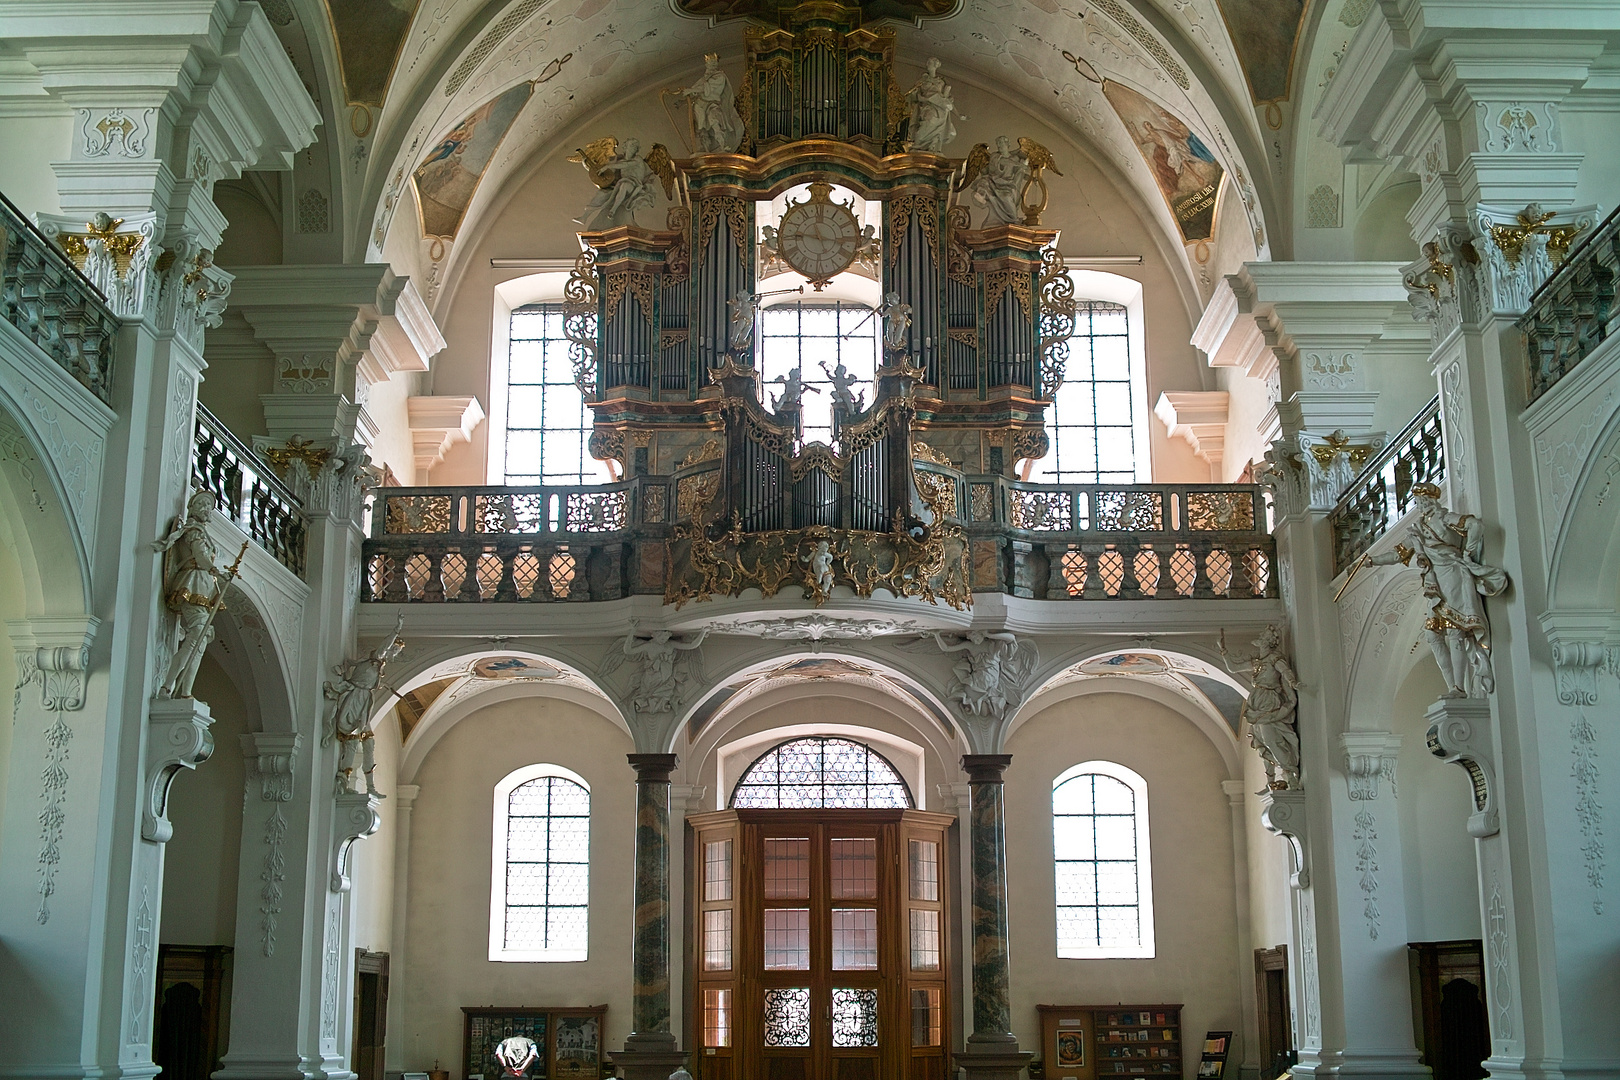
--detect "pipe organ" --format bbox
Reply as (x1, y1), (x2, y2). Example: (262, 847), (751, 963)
(568, 1), (1076, 608)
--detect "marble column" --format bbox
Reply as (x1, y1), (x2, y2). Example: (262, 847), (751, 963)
(955, 755), (1031, 1080)
(616, 754), (687, 1080)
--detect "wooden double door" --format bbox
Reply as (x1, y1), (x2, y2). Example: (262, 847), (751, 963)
(688, 809), (953, 1080)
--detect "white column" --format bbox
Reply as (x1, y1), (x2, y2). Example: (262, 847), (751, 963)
(1223, 779), (1261, 1080)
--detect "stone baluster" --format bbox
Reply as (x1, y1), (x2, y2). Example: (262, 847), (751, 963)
(955, 754), (1031, 1080)
(615, 753), (688, 1080)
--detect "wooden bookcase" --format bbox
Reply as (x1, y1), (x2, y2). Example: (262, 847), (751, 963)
(1037, 1005), (1183, 1080)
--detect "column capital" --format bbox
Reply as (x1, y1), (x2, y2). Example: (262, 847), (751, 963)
(241, 732), (300, 802)
(628, 753), (679, 783)
(961, 754), (1013, 783)
(1339, 731), (1402, 801)
(394, 783), (422, 809)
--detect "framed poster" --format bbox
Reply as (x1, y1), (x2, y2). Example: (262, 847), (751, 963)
(1057, 1028), (1087, 1068)
(550, 1011), (602, 1079)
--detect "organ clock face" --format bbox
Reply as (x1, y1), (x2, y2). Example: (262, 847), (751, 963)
(776, 181), (861, 288)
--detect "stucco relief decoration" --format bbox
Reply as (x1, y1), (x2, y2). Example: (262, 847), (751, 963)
(1361, 486), (1509, 698)
(1218, 625), (1301, 789)
(323, 614), (405, 798)
(41, 212), (158, 319)
(155, 238), (233, 347)
(21, 386), (102, 524)
(153, 491), (247, 701)
(1342, 736), (1396, 940)
(1351, 807), (1380, 939)
(249, 734), (300, 957)
(1551, 640), (1615, 914)
(21, 639), (93, 925)
(412, 81), (533, 240)
(1487, 876), (1512, 1038)
(1296, 429), (1383, 509)
(1533, 389), (1616, 556)
(600, 624), (709, 715)
(1305, 352), (1355, 390)
(127, 886), (154, 1044)
(1102, 80), (1223, 243)
(81, 107), (153, 158)
(929, 630), (1036, 723)
(1479, 101), (1558, 154)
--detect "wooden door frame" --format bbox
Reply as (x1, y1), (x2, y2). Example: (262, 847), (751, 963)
(352, 949), (390, 1080)
(1254, 945), (1291, 1080)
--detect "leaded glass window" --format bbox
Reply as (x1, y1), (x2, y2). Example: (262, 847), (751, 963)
(1052, 761), (1155, 959)
(503, 306), (612, 485)
(730, 736), (912, 808)
(1030, 300), (1140, 484)
(831, 988), (879, 1047)
(489, 764), (591, 961)
(763, 988), (811, 1046)
(757, 302), (879, 446)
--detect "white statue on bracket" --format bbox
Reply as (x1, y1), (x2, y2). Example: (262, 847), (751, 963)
(323, 613), (406, 798)
(904, 58), (964, 153)
(152, 490), (247, 700)
(1219, 624), (1302, 790)
(673, 54), (746, 154)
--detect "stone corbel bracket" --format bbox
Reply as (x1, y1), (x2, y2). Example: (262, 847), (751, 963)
(1259, 787), (1310, 889)
(143, 697), (215, 842)
(1423, 697), (1499, 838)
(1550, 639), (1617, 708)
(1154, 391), (1229, 474)
(9, 616), (99, 711)
(331, 790), (382, 892)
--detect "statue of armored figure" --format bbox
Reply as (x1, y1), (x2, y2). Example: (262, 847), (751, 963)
(903, 58), (964, 153)
(569, 137), (677, 231)
(1360, 483), (1509, 698)
(323, 613), (406, 798)
(152, 491), (247, 700)
(1220, 625), (1302, 790)
(673, 54), (746, 154)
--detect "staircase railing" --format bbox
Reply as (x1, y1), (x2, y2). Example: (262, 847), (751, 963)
(1327, 397), (1445, 574)
(192, 404), (308, 578)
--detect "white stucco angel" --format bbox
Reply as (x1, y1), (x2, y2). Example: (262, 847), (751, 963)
(674, 54), (746, 154)
(728, 289), (759, 352)
(1219, 624), (1302, 790)
(904, 58), (964, 153)
(770, 366), (817, 412)
(820, 360), (864, 414)
(323, 613), (406, 798)
(601, 623), (709, 714)
(878, 291), (913, 353)
(932, 630), (1037, 721)
(152, 491), (247, 700)
(958, 136), (1062, 227)
(1359, 483), (1509, 697)
(802, 539), (836, 599)
(569, 137), (677, 231)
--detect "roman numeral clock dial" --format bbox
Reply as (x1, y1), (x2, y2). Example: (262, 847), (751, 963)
(775, 181), (862, 289)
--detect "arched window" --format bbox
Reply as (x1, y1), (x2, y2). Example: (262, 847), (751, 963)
(1030, 299), (1146, 484)
(731, 736), (912, 809)
(501, 305), (613, 485)
(758, 301), (879, 446)
(1052, 760), (1154, 958)
(489, 764), (590, 962)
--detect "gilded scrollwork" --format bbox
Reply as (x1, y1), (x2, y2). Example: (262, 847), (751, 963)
(667, 519), (972, 610)
(698, 196), (750, 265)
(984, 268), (1032, 317)
(887, 194), (939, 266)
(914, 469), (957, 521)
(603, 271), (658, 324)
(562, 245), (599, 395)
(1037, 246), (1075, 399)
(791, 442), (845, 481)
(677, 470), (721, 522)
(945, 205), (974, 285)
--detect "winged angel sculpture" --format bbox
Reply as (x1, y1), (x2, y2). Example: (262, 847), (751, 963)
(957, 136), (1063, 227)
(568, 136), (678, 231)
(599, 623), (709, 715)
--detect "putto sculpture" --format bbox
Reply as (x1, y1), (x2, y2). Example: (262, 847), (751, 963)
(152, 491), (247, 700)
(568, 137), (677, 231)
(323, 613), (406, 798)
(1219, 625), (1302, 790)
(903, 57), (964, 153)
(672, 54), (746, 154)
(1359, 483), (1509, 698)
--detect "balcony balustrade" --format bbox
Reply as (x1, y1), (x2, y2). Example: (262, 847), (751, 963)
(360, 471), (1277, 605)
(192, 404), (308, 578)
(1327, 397), (1446, 574)
(0, 191), (120, 402)
(1520, 202), (1620, 403)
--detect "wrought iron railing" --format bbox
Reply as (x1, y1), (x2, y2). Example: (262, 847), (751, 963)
(361, 476), (1277, 604)
(0, 190), (120, 402)
(192, 404), (307, 578)
(1328, 397), (1445, 574)
(1520, 202), (1620, 403)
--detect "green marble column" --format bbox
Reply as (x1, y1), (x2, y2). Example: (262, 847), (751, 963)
(617, 754), (687, 1079)
(954, 755), (1030, 1080)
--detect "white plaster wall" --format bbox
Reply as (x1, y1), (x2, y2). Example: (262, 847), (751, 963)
(399, 694), (635, 1071)
(1392, 659), (1482, 942)
(1243, 744), (1295, 955)
(1005, 691), (1242, 1076)
(351, 705), (402, 955)
(0, 112), (68, 219)
(160, 654), (249, 946)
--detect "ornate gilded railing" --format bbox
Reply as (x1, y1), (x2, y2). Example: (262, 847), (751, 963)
(0, 190), (120, 402)
(1520, 202), (1620, 403)
(360, 475), (1277, 604)
(1327, 396), (1445, 574)
(192, 404), (307, 578)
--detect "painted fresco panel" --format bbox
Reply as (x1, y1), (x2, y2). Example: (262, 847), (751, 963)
(1214, 0), (1306, 103)
(1102, 81), (1224, 244)
(412, 82), (534, 239)
(328, 0), (420, 107)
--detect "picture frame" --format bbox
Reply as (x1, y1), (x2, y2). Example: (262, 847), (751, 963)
(1057, 1030), (1087, 1068)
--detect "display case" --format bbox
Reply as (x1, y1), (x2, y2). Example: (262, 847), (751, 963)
(1037, 1004), (1182, 1080)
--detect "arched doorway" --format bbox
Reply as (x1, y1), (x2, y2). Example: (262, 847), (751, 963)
(688, 736), (953, 1080)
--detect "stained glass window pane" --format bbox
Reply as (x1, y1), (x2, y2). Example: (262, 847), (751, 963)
(703, 909), (733, 971)
(910, 908), (940, 971)
(764, 839), (810, 899)
(831, 988), (879, 1048)
(909, 840), (939, 901)
(501, 774), (589, 956)
(831, 839), (877, 899)
(832, 908), (878, 970)
(704, 839), (733, 902)
(1054, 769), (1147, 957)
(729, 737), (913, 809)
(764, 908), (810, 970)
(763, 988), (811, 1046)
(703, 988), (732, 1048)
(911, 987), (942, 1047)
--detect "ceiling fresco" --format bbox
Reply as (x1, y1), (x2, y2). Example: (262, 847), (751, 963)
(327, 0), (422, 106)
(413, 80), (534, 239)
(1213, 0), (1307, 104)
(670, 0), (961, 22)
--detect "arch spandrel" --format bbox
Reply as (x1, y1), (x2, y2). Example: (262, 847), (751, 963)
(0, 390), (102, 623)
